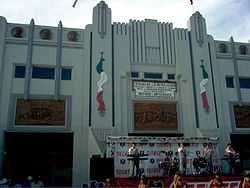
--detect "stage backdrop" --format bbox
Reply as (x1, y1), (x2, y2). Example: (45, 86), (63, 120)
(15, 99), (65, 126)
(106, 137), (220, 178)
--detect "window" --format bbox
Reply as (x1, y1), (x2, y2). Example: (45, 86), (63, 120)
(225, 77), (234, 88)
(11, 27), (24, 38)
(131, 72), (139, 78)
(40, 29), (52, 40)
(144, 72), (162, 79)
(67, 31), (79, 42)
(239, 78), (250, 89)
(32, 67), (55, 79)
(168, 74), (175, 80)
(239, 45), (247, 55)
(15, 65), (26, 78)
(61, 68), (72, 80)
(219, 43), (227, 53)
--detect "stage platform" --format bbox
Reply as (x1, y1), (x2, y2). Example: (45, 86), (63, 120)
(113, 176), (242, 188)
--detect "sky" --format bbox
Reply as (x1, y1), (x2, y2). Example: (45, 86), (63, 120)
(0, 0), (249, 42)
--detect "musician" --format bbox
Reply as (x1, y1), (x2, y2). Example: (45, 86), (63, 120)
(224, 144), (238, 174)
(203, 143), (214, 174)
(177, 143), (187, 175)
(128, 143), (140, 177)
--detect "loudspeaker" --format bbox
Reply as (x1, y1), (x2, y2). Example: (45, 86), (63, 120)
(90, 157), (114, 181)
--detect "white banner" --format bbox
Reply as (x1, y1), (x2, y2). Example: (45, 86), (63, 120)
(133, 80), (176, 99)
(106, 137), (220, 178)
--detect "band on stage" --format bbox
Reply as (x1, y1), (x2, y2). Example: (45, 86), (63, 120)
(127, 143), (240, 177)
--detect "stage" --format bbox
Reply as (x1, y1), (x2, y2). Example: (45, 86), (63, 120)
(113, 176), (242, 187)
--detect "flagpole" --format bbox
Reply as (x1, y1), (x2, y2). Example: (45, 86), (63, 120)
(72, 0), (78, 8)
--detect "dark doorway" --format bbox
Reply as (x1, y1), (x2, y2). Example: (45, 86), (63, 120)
(3, 132), (73, 186)
(231, 134), (250, 172)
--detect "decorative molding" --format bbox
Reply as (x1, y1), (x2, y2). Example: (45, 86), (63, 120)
(24, 19), (35, 100)
(194, 12), (204, 47)
(97, 1), (108, 38)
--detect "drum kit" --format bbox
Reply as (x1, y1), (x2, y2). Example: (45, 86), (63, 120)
(158, 151), (210, 176)
(158, 151), (179, 176)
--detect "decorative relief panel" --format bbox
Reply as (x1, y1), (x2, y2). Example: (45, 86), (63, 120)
(233, 105), (250, 128)
(134, 102), (178, 130)
(15, 99), (65, 126)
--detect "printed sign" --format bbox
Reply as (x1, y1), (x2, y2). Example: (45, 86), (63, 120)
(233, 105), (250, 128)
(106, 137), (220, 178)
(133, 80), (176, 99)
(134, 102), (177, 130)
(15, 99), (65, 126)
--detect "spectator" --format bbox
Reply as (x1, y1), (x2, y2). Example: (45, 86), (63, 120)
(30, 176), (44, 188)
(104, 178), (112, 188)
(23, 176), (32, 187)
(138, 178), (147, 188)
(242, 174), (250, 188)
(0, 178), (8, 188)
(171, 173), (186, 188)
(208, 174), (224, 188)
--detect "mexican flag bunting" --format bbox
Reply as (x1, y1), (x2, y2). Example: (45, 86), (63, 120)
(200, 63), (209, 111)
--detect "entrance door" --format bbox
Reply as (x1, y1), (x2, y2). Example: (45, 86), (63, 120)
(3, 132), (73, 186)
(231, 134), (250, 171)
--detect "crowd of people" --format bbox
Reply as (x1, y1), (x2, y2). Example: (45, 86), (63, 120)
(0, 176), (44, 188)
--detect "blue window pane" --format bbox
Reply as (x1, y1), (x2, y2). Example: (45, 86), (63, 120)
(61, 68), (72, 80)
(131, 72), (139, 78)
(32, 67), (55, 79)
(15, 66), (25, 78)
(168, 74), (175, 80)
(239, 78), (250, 89)
(226, 77), (234, 88)
(144, 72), (162, 79)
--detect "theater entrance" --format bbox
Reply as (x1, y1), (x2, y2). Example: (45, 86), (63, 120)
(3, 132), (73, 186)
(231, 134), (250, 171)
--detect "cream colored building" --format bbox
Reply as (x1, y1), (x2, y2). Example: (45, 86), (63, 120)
(0, 1), (250, 186)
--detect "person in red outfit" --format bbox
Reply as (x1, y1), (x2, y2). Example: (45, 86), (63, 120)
(208, 174), (224, 188)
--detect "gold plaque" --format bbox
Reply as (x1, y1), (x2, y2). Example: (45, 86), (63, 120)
(134, 102), (177, 130)
(15, 99), (65, 126)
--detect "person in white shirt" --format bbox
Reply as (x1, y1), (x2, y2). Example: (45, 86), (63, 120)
(128, 144), (139, 177)
(177, 143), (187, 175)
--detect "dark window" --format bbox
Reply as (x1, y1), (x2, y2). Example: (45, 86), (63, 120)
(168, 74), (175, 80)
(11, 27), (24, 38)
(67, 31), (78, 42)
(226, 77), (234, 88)
(40, 29), (52, 40)
(61, 68), (72, 80)
(239, 78), (250, 89)
(32, 67), (55, 79)
(15, 66), (26, 78)
(239, 45), (247, 55)
(131, 72), (139, 78)
(144, 72), (162, 79)
(219, 43), (227, 53)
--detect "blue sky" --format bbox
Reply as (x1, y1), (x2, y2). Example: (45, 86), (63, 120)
(0, 0), (249, 42)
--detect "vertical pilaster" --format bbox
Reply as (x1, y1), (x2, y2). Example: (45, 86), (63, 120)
(55, 21), (63, 100)
(24, 19), (35, 100)
(0, 16), (7, 178)
(230, 37), (242, 103)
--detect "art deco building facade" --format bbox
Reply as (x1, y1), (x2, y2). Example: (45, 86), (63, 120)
(0, 1), (250, 186)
